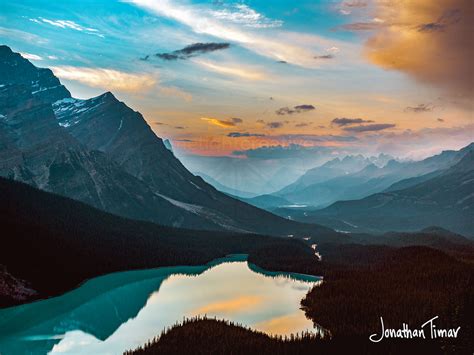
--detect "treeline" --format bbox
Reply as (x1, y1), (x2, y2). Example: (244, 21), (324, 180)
(125, 316), (323, 355)
(247, 241), (323, 275)
(0, 177), (318, 307)
(301, 244), (474, 353)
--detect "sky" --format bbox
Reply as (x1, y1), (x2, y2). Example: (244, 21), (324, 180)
(0, 0), (472, 160)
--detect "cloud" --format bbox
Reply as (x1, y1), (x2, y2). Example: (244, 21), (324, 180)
(404, 104), (434, 113)
(272, 134), (358, 143)
(130, 0), (338, 67)
(337, 0), (368, 15)
(331, 117), (374, 126)
(195, 60), (267, 80)
(276, 104), (315, 115)
(201, 117), (243, 128)
(210, 3), (283, 28)
(364, 0), (473, 97)
(175, 138), (194, 142)
(30, 18), (103, 37)
(227, 132), (266, 137)
(266, 121), (285, 129)
(275, 105), (316, 116)
(50, 66), (156, 92)
(314, 54), (334, 59)
(153, 122), (186, 129)
(232, 143), (346, 159)
(154, 42), (230, 61)
(364, 124), (474, 160)
(295, 122), (311, 127)
(294, 104), (316, 111)
(418, 9), (462, 32)
(343, 123), (396, 132)
(342, 0), (367, 8)
(0, 27), (49, 45)
(20, 52), (43, 61)
(338, 22), (385, 31)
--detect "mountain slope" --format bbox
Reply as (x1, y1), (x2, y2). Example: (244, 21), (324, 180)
(0, 45), (337, 237)
(307, 151), (474, 236)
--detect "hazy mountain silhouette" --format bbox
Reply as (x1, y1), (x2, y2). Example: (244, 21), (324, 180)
(305, 150), (474, 236)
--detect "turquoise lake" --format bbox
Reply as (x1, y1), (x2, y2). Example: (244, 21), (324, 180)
(0, 255), (322, 354)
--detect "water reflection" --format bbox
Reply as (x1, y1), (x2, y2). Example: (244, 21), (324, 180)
(0, 255), (321, 355)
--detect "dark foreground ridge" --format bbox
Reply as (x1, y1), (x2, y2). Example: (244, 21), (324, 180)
(0, 177), (319, 308)
(125, 317), (322, 355)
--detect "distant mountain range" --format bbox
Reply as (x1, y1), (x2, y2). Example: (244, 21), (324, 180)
(177, 152), (312, 196)
(265, 144), (473, 209)
(277, 153), (393, 196)
(292, 150), (474, 236)
(0, 45), (336, 238)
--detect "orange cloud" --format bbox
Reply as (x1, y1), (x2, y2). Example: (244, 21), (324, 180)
(364, 0), (473, 98)
(201, 117), (242, 128)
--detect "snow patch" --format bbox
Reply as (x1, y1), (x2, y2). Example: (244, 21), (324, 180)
(32, 84), (61, 94)
(53, 96), (105, 127)
(342, 220), (358, 228)
(190, 181), (203, 191)
(157, 194), (204, 214)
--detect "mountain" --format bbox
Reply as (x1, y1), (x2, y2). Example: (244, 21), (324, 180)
(305, 150), (474, 236)
(0, 45), (336, 237)
(177, 153), (308, 195)
(0, 47), (217, 230)
(383, 170), (442, 192)
(277, 154), (387, 195)
(275, 145), (473, 208)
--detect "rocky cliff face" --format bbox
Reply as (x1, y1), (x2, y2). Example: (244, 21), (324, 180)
(0, 45), (70, 103)
(0, 46), (215, 229)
